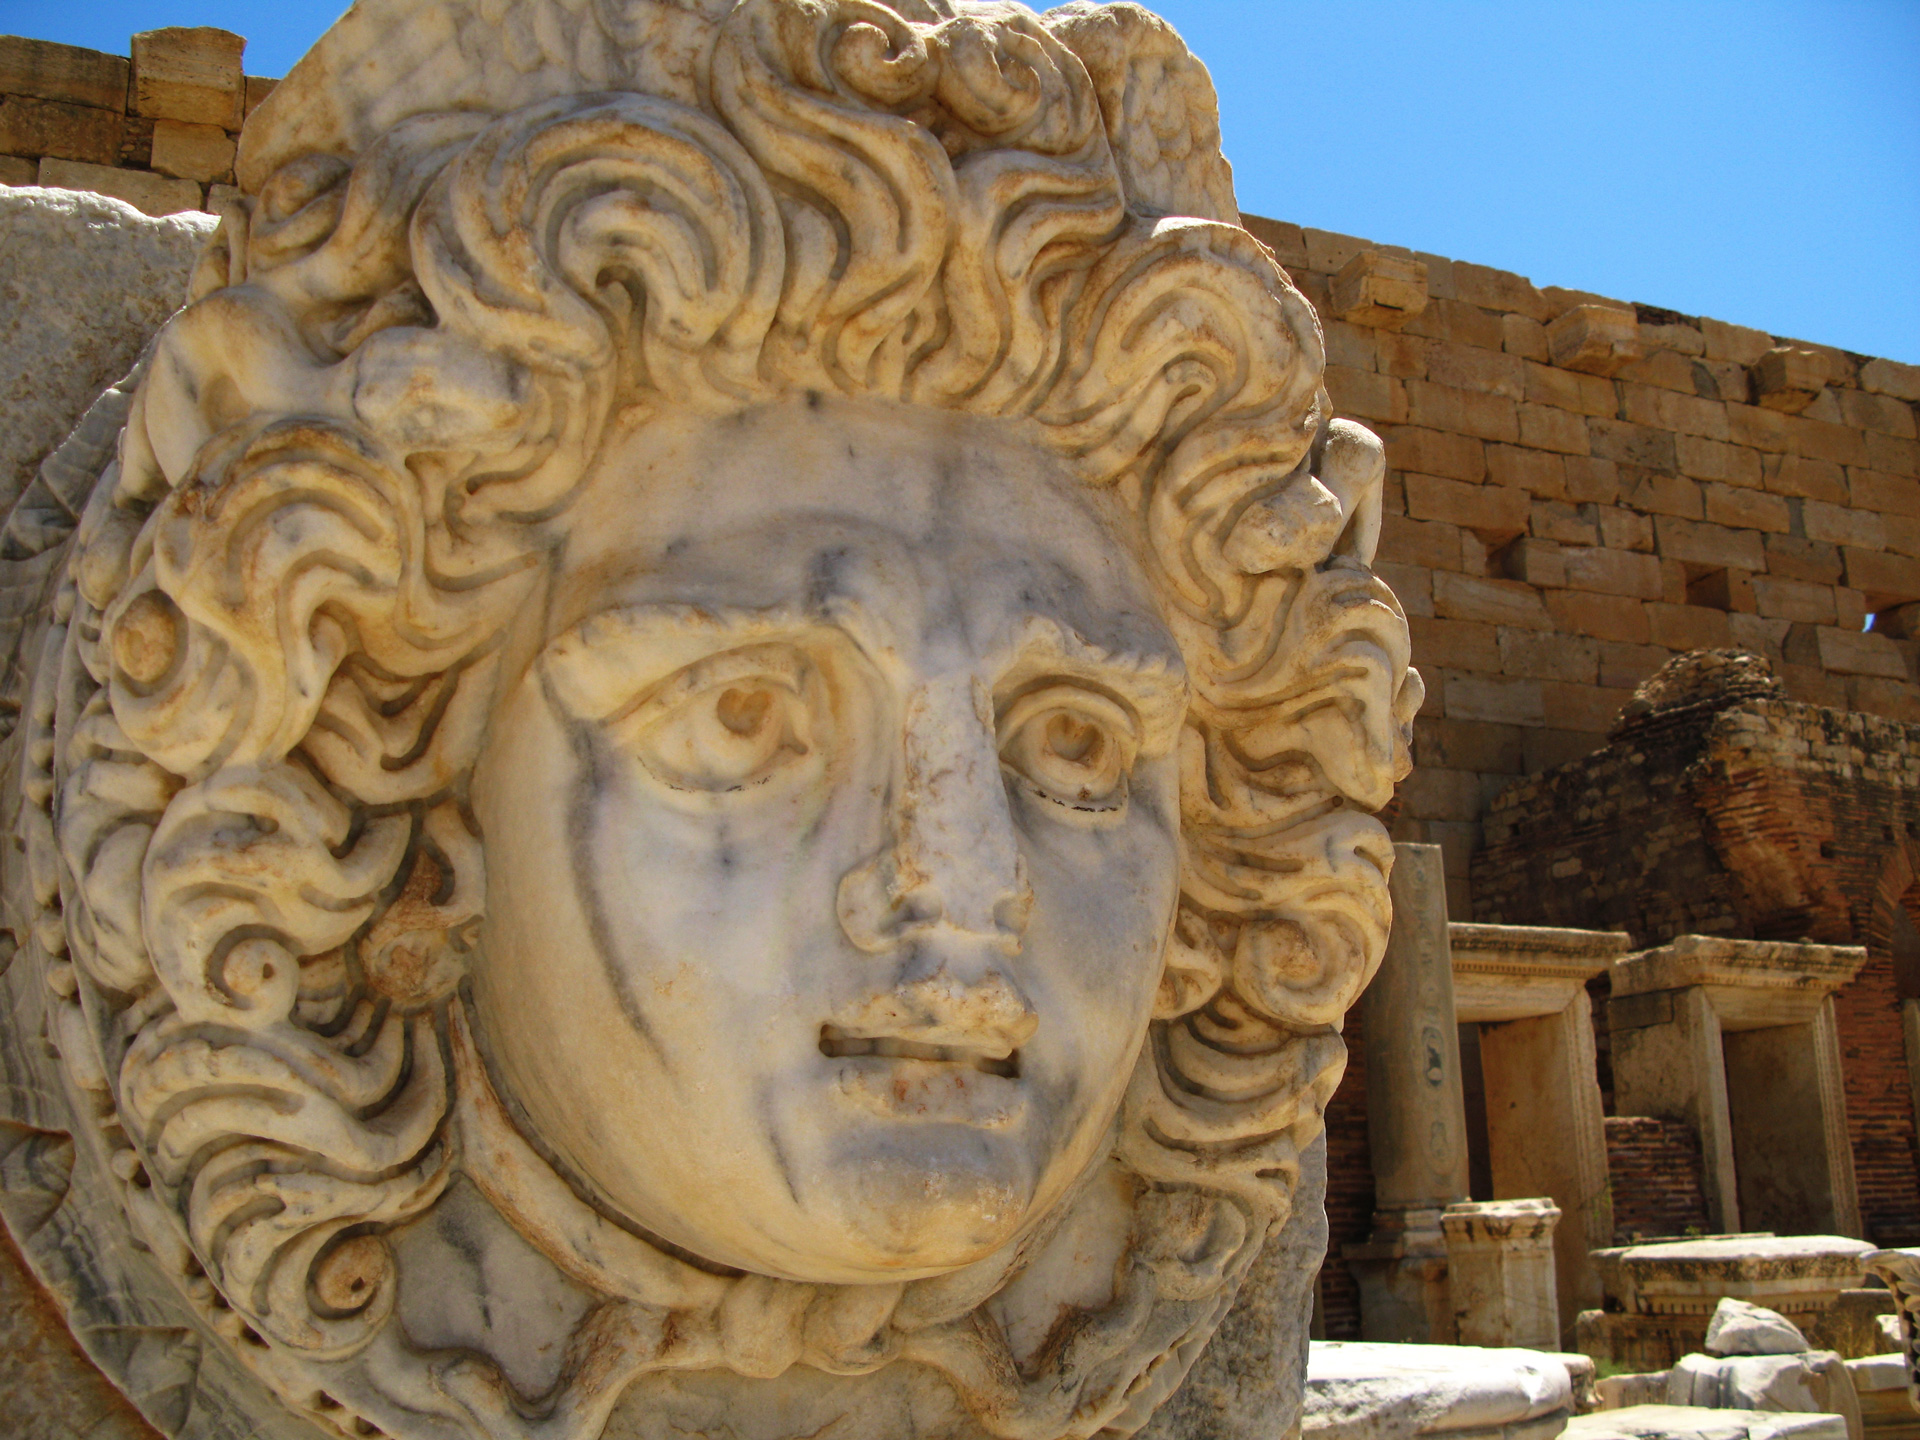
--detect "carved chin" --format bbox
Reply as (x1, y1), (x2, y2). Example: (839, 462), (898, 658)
(815, 1130), (1039, 1277)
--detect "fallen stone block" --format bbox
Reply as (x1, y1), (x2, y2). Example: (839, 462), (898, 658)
(1566, 1404), (1847, 1440)
(1710, 1298), (1814, 1357)
(0, 186), (211, 514)
(1305, 1340), (1574, 1440)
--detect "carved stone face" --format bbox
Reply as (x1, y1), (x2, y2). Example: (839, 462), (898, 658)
(470, 397), (1186, 1283)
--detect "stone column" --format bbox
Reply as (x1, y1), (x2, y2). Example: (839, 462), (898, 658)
(1442, 1198), (1562, 1350)
(1345, 844), (1469, 1342)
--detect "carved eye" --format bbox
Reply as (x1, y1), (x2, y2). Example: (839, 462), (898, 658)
(613, 647), (822, 793)
(998, 686), (1138, 812)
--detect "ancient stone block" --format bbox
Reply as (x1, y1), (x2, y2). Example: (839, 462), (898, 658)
(1592, 508), (1651, 555)
(1502, 537), (1566, 588)
(1802, 500), (1886, 551)
(1656, 516), (1766, 573)
(1526, 359), (1618, 416)
(1412, 616), (1501, 672)
(1435, 571), (1552, 629)
(1329, 249), (1429, 328)
(130, 26), (244, 128)
(1454, 260), (1550, 321)
(1325, 364), (1406, 423)
(1305, 225), (1374, 274)
(1753, 577), (1839, 626)
(0, 93), (122, 165)
(1532, 498), (1599, 544)
(1844, 548), (1920, 609)
(1408, 378), (1518, 443)
(1486, 443), (1565, 495)
(0, 187), (210, 523)
(1427, 339), (1527, 400)
(1518, 402), (1589, 455)
(1386, 426), (1486, 482)
(1563, 546), (1664, 599)
(0, 154), (34, 186)
(1677, 432), (1763, 486)
(1622, 381), (1731, 441)
(1837, 387), (1917, 439)
(1646, 601), (1733, 650)
(243, 73), (278, 120)
(1547, 303), (1642, 376)
(1543, 591), (1651, 648)
(1502, 312), (1549, 362)
(1405, 473), (1529, 542)
(1860, 357), (1920, 403)
(1501, 628), (1598, 682)
(1703, 482), (1790, 534)
(0, 34), (130, 111)
(36, 157), (202, 216)
(1754, 347), (1829, 414)
(1566, 453), (1622, 503)
(148, 118), (235, 182)
(1806, 626), (1908, 680)
(1702, 316), (1777, 366)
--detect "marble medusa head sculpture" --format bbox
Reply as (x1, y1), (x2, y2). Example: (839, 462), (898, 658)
(0, 0), (1421, 1436)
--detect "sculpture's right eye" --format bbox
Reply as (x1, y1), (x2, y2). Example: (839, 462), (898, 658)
(608, 646), (823, 793)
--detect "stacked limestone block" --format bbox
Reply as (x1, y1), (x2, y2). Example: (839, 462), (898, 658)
(0, 28), (275, 216)
(1240, 216), (1920, 916)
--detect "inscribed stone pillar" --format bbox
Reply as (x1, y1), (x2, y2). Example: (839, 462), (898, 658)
(1442, 1198), (1562, 1350)
(1346, 844), (1469, 1342)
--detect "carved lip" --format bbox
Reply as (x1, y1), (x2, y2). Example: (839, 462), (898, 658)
(818, 1025), (1020, 1079)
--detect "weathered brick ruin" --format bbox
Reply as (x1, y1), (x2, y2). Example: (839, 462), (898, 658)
(0, 28), (273, 216)
(1474, 651), (1920, 1253)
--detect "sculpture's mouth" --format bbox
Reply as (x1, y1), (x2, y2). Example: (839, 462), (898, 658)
(819, 1026), (1020, 1079)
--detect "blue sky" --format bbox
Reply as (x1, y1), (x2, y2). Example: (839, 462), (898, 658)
(6, 0), (1915, 361)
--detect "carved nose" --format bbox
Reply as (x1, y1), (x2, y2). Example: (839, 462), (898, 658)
(836, 674), (1034, 955)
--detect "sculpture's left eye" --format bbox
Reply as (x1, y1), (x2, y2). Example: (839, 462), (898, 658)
(611, 646), (822, 793)
(998, 685), (1138, 813)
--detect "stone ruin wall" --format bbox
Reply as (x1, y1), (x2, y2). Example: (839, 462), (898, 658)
(0, 28), (274, 218)
(1237, 216), (1920, 922)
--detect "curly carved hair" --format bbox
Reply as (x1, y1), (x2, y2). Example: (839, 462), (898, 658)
(24, 0), (1419, 1433)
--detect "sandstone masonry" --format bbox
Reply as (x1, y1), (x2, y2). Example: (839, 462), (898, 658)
(0, 28), (273, 216)
(1237, 216), (1920, 919)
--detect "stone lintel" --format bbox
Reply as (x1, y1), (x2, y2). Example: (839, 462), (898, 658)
(1611, 934), (1865, 1029)
(1591, 1234), (1875, 1317)
(1450, 922), (1630, 1023)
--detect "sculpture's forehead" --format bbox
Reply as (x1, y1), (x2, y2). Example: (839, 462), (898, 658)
(549, 396), (1176, 665)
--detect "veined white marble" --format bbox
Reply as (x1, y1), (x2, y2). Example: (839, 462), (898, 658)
(0, 2), (1420, 1437)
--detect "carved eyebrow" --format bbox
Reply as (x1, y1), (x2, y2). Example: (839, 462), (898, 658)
(540, 604), (1191, 757)
(995, 618), (1189, 760)
(540, 603), (841, 723)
